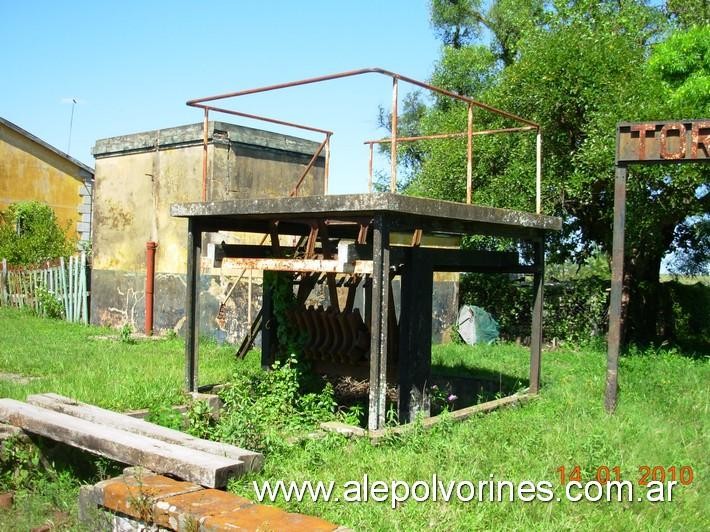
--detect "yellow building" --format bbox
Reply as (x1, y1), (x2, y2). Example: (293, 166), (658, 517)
(0, 117), (93, 244)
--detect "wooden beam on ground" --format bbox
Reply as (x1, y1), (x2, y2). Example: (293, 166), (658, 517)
(26, 393), (262, 472)
(369, 393), (532, 444)
(0, 399), (243, 488)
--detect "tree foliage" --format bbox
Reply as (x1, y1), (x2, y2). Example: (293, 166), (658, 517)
(403, 1), (709, 342)
(0, 201), (75, 265)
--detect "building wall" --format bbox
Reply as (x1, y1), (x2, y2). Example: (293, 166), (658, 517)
(90, 120), (460, 344)
(91, 121), (325, 337)
(0, 121), (92, 242)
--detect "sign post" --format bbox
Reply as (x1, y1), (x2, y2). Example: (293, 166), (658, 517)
(606, 120), (709, 413)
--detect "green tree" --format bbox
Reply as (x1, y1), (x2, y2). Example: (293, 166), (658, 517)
(405, 1), (708, 343)
(0, 201), (75, 265)
(665, 0), (710, 27)
(430, 0), (545, 64)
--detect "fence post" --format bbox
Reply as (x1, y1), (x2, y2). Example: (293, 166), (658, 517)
(1, 259), (6, 306)
(59, 257), (68, 320)
(80, 251), (88, 324)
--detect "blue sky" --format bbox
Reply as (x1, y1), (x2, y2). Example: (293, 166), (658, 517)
(1, 1), (441, 194)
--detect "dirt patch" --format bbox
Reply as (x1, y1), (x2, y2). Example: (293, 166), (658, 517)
(0, 492), (13, 510)
(329, 376), (397, 403)
(88, 334), (165, 342)
(0, 372), (36, 385)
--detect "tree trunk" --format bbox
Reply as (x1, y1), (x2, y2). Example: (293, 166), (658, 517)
(623, 248), (664, 345)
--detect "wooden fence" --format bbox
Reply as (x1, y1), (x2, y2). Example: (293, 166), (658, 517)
(0, 253), (89, 323)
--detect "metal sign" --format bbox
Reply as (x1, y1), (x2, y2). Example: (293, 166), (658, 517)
(606, 118), (709, 414)
(617, 120), (710, 164)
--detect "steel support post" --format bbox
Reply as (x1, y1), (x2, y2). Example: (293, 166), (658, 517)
(605, 165), (627, 413)
(185, 218), (202, 392)
(529, 237), (544, 394)
(261, 271), (278, 370)
(398, 248), (433, 423)
(368, 216), (390, 430)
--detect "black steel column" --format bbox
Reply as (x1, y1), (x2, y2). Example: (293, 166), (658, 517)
(605, 165), (627, 412)
(368, 216), (390, 431)
(261, 271), (277, 370)
(185, 218), (202, 392)
(529, 236), (544, 394)
(398, 247), (433, 423)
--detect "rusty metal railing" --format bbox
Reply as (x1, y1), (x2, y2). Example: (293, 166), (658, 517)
(187, 67), (543, 214)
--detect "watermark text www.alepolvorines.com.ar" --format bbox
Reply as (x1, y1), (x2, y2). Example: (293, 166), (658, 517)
(253, 473), (685, 509)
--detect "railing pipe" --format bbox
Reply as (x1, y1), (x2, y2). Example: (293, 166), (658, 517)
(187, 67), (538, 128)
(536, 130), (542, 214)
(202, 108), (208, 201)
(368, 143), (374, 193)
(466, 103), (473, 204)
(390, 78), (398, 192)
(290, 136), (329, 197)
(324, 135), (330, 194)
(363, 126), (537, 145)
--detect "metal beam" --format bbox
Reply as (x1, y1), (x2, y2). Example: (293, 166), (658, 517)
(529, 238), (544, 394)
(368, 216), (390, 430)
(605, 165), (627, 412)
(398, 248), (433, 423)
(185, 218), (202, 392)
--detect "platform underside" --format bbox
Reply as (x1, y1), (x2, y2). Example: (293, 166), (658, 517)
(171, 193), (561, 238)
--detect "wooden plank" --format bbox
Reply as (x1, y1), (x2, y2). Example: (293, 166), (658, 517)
(370, 393), (531, 443)
(0, 258), (6, 306)
(59, 257), (68, 321)
(80, 252), (88, 323)
(26, 393), (262, 472)
(0, 399), (243, 488)
(220, 257), (373, 275)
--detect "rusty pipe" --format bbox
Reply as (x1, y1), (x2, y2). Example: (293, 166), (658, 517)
(202, 108), (208, 201)
(390, 78), (398, 193)
(145, 241), (158, 336)
(193, 104), (333, 136)
(186, 67), (539, 127)
(290, 135), (329, 197)
(363, 126), (537, 145)
(466, 103), (473, 204)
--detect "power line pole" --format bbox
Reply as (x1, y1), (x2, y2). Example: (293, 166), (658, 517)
(67, 98), (77, 155)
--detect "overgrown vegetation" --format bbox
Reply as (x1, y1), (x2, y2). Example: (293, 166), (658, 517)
(384, 1), (709, 344)
(0, 308), (235, 411)
(0, 434), (121, 531)
(0, 201), (75, 266)
(34, 285), (65, 320)
(1, 307), (707, 530)
(199, 356), (337, 452)
(461, 272), (709, 354)
(462, 273), (609, 344)
(227, 343), (707, 530)
(179, 274), (340, 452)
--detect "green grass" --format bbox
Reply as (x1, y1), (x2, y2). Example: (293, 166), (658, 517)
(228, 343), (708, 530)
(1, 307), (708, 530)
(0, 307), (237, 411)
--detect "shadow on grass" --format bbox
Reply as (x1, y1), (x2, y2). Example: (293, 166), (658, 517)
(25, 434), (126, 484)
(326, 363), (528, 424)
(430, 364), (528, 414)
